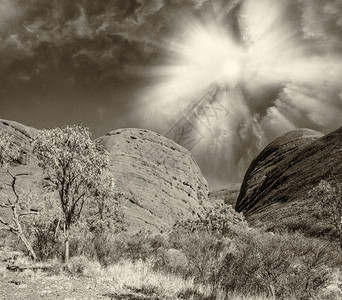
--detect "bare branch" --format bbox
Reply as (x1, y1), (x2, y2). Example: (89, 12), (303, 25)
(6, 170), (29, 178)
(7, 198), (13, 206)
(0, 226), (11, 232)
(6, 169), (14, 179)
(18, 211), (39, 218)
(15, 173), (29, 177)
(0, 217), (17, 232)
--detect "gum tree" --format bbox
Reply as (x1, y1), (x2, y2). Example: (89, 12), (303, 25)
(33, 125), (112, 263)
(0, 132), (37, 261)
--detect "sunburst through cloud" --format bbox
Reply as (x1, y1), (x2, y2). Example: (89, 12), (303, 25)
(135, 0), (342, 188)
(1, 0), (342, 189)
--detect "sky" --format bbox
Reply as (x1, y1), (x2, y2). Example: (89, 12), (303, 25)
(1, 0), (342, 189)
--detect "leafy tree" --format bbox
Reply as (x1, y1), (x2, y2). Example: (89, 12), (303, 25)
(33, 125), (113, 263)
(0, 132), (37, 260)
(311, 180), (342, 251)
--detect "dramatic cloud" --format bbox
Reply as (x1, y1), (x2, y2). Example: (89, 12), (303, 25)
(0, 0), (341, 188)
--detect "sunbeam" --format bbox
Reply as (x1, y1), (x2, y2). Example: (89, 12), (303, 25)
(134, 0), (342, 187)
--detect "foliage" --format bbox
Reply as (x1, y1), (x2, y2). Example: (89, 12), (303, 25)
(25, 194), (64, 261)
(33, 125), (110, 227)
(311, 180), (342, 250)
(0, 132), (20, 167)
(86, 181), (125, 234)
(32, 125), (115, 262)
(223, 228), (336, 300)
(168, 204), (245, 297)
(67, 255), (102, 276)
(174, 203), (246, 238)
(168, 203), (338, 299)
(93, 231), (166, 267)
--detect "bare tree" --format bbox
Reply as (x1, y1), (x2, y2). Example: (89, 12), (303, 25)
(0, 133), (37, 260)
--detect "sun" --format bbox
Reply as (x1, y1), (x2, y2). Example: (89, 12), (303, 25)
(221, 59), (243, 85)
(173, 22), (245, 87)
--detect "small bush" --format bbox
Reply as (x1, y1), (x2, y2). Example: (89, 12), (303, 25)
(67, 255), (102, 276)
(153, 248), (188, 275)
(94, 231), (166, 266)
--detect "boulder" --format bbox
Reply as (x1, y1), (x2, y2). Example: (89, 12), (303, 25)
(97, 128), (209, 233)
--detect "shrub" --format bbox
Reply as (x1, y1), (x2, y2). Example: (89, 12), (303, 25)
(93, 231), (166, 266)
(67, 255), (102, 276)
(154, 248), (189, 275)
(174, 203), (246, 238)
(221, 228), (337, 300)
(170, 203), (339, 299)
(169, 204), (243, 297)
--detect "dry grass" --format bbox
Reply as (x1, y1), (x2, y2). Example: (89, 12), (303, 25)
(104, 259), (201, 297)
(99, 259), (273, 300)
(1, 255), (275, 299)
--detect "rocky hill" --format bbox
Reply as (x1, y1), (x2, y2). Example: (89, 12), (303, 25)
(97, 128), (208, 232)
(208, 183), (241, 207)
(0, 120), (208, 233)
(236, 127), (342, 236)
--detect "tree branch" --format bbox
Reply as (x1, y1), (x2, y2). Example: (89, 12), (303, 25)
(18, 211), (39, 218)
(0, 226), (12, 232)
(0, 202), (13, 208)
(0, 217), (18, 233)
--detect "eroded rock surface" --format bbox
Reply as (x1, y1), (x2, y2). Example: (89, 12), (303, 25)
(208, 183), (241, 207)
(97, 128), (209, 233)
(236, 127), (342, 236)
(0, 120), (209, 233)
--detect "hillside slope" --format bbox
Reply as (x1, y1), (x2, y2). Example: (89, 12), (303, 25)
(208, 183), (241, 207)
(236, 127), (342, 236)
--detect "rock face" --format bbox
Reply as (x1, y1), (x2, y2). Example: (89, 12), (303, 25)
(0, 120), (209, 233)
(97, 128), (209, 233)
(236, 127), (342, 236)
(0, 119), (42, 225)
(208, 183), (241, 207)
(0, 119), (38, 164)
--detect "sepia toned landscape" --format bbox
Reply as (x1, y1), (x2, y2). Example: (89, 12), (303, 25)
(1, 0), (342, 299)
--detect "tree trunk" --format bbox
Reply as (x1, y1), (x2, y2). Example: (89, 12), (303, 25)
(64, 225), (70, 264)
(13, 205), (37, 261)
(18, 232), (37, 261)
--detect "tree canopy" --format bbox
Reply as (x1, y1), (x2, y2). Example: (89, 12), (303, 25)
(33, 125), (114, 262)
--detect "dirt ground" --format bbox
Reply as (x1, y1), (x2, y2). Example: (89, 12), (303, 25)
(0, 271), (159, 300)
